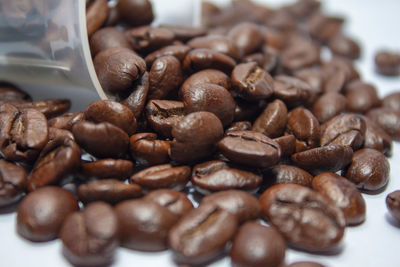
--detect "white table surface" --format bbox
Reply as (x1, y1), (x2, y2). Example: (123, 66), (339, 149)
(1, 0), (400, 266)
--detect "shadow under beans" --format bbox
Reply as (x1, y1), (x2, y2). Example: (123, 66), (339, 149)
(385, 212), (400, 229)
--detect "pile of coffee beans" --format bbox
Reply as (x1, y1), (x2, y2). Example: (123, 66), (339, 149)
(1, 0), (400, 266)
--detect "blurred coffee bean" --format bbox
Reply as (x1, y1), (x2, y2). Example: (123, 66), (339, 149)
(125, 26), (175, 53)
(145, 45), (190, 66)
(48, 112), (85, 131)
(312, 92), (347, 123)
(117, 0), (154, 27)
(0, 160), (27, 207)
(82, 159), (133, 180)
(183, 48), (236, 74)
(86, 0), (109, 36)
(362, 116), (392, 156)
(344, 80), (380, 114)
(159, 24), (207, 42)
(228, 22), (264, 57)
(187, 35), (240, 59)
(328, 35), (361, 60)
(382, 91), (400, 111)
(90, 27), (132, 57)
(374, 50), (400, 76)
(274, 75), (312, 108)
(367, 107), (400, 141)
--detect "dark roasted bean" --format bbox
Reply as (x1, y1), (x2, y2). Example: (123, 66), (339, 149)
(263, 164), (314, 187)
(226, 121), (252, 132)
(386, 190), (400, 222)
(0, 160), (27, 207)
(180, 69), (231, 94)
(89, 27), (132, 57)
(145, 45), (191, 66)
(117, 0), (154, 26)
(382, 91), (400, 111)
(159, 24), (207, 42)
(125, 26), (175, 53)
(183, 48), (236, 74)
(81, 159), (133, 180)
(367, 107), (400, 141)
(312, 92), (347, 123)
(129, 133), (170, 166)
(328, 35), (361, 59)
(228, 22), (264, 57)
(187, 35), (240, 59)
(274, 75), (312, 108)
(273, 134), (296, 158)
(362, 115), (392, 156)
(252, 99), (288, 138)
(374, 50), (400, 76)
(344, 81), (380, 114)
(121, 72), (149, 120)
(48, 112), (85, 131)
(86, 0), (109, 36)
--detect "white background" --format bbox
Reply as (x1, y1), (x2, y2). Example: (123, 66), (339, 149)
(1, 0), (400, 266)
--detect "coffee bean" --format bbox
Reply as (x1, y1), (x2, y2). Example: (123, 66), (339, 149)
(86, 0), (109, 36)
(78, 179), (142, 205)
(48, 112), (85, 131)
(192, 160), (262, 194)
(183, 48), (236, 74)
(14, 99), (71, 118)
(281, 38), (320, 72)
(320, 113), (366, 150)
(288, 0), (321, 18)
(94, 47), (146, 94)
(115, 199), (177, 251)
(0, 108), (48, 163)
(286, 107), (320, 152)
(143, 189), (194, 218)
(130, 164), (191, 191)
(362, 115), (392, 156)
(0, 159), (27, 207)
(294, 68), (324, 99)
(386, 190), (400, 222)
(120, 72), (149, 120)
(344, 148), (389, 192)
(226, 121), (252, 132)
(322, 57), (358, 93)
(273, 134), (296, 158)
(187, 35), (240, 59)
(273, 75), (312, 108)
(129, 133), (170, 166)
(60, 202), (118, 267)
(89, 27), (132, 57)
(0, 81), (31, 102)
(201, 190), (261, 223)
(85, 100), (137, 135)
(234, 98), (266, 122)
(82, 159), (134, 180)
(287, 262), (326, 267)
(382, 91), (400, 111)
(17, 186), (79, 242)
(374, 50), (400, 76)
(117, 0), (154, 26)
(312, 92), (347, 123)
(72, 121), (129, 158)
(218, 130), (281, 168)
(230, 222), (286, 267)
(252, 99), (288, 138)
(148, 56), (183, 99)
(259, 184), (345, 252)
(242, 51), (282, 75)
(145, 100), (185, 138)
(307, 13), (344, 43)
(170, 112), (223, 163)
(145, 45), (191, 66)
(168, 204), (238, 265)
(263, 164), (313, 187)
(27, 131), (81, 191)
(181, 83), (236, 127)
(125, 26), (175, 54)
(231, 62), (274, 101)
(367, 107), (400, 141)
(328, 35), (361, 59)
(313, 172), (366, 225)
(228, 22), (263, 56)
(344, 80), (380, 113)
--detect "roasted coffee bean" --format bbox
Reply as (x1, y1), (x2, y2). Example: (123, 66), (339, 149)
(286, 107), (320, 152)
(187, 35), (240, 59)
(89, 27), (132, 57)
(307, 13), (344, 43)
(117, 0), (154, 26)
(14, 99), (71, 118)
(72, 121), (129, 158)
(60, 202), (118, 267)
(145, 100), (185, 138)
(294, 68), (324, 98)
(263, 164), (313, 187)
(226, 121), (251, 132)
(386, 190), (400, 222)
(82, 159), (133, 180)
(192, 160), (262, 194)
(130, 164), (191, 191)
(168, 204), (238, 265)
(94, 47), (146, 94)
(129, 133), (170, 166)
(374, 50), (400, 76)
(218, 130), (281, 168)
(115, 199), (177, 251)
(322, 57), (358, 93)
(287, 262), (326, 267)
(78, 179), (142, 205)
(291, 144), (353, 174)
(201, 190), (261, 223)
(0, 160), (27, 207)
(362, 115), (392, 156)
(288, 0), (321, 18)
(230, 222), (286, 267)
(48, 112), (85, 131)
(328, 35), (361, 59)
(0, 81), (31, 102)
(17, 186), (79, 242)
(0, 108), (48, 163)
(121, 72), (149, 120)
(143, 189), (194, 218)
(320, 113), (366, 150)
(27, 132), (81, 192)
(125, 26), (175, 53)
(183, 48), (236, 74)
(180, 69), (231, 96)
(281, 38), (320, 72)
(145, 45), (191, 66)
(273, 134), (296, 158)
(233, 98), (266, 122)
(344, 148), (389, 192)
(243, 48), (282, 76)
(313, 172), (366, 225)
(181, 83), (236, 127)
(231, 62), (274, 101)
(148, 56), (183, 99)
(367, 107), (400, 141)
(312, 92), (347, 123)
(382, 91), (400, 111)
(86, 0), (109, 36)
(85, 100), (137, 136)
(259, 184), (345, 252)
(344, 81), (380, 113)
(170, 112), (224, 163)
(273, 75), (312, 108)
(228, 22), (264, 56)
(252, 99), (288, 138)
